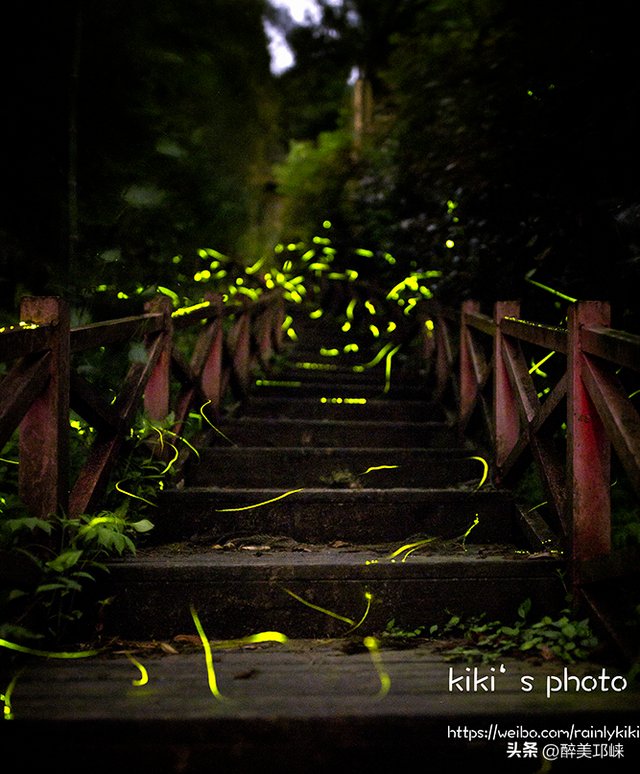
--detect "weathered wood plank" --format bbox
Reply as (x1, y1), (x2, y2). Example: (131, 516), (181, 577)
(581, 353), (640, 498)
(0, 352), (51, 451)
(501, 317), (567, 353)
(0, 324), (55, 361)
(581, 324), (640, 372)
(18, 297), (70, 519)
(70, 313), (164, 352)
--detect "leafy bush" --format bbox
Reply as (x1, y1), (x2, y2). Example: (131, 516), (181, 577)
(384, 598), (599, 665)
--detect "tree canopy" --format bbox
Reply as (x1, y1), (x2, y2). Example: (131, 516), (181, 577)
(1, 0), (639, 328)
(1, 0), (277, 319)
(272, 0), (640, 327)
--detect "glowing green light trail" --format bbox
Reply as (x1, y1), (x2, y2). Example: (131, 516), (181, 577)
(0, 639), (101, 658)
(190, 605), (225, 701)
(353, 342), (395, 372)
(200, 401), (237, 446)
(282, 588), (355, 626)
(468, 456), (489, 489)
(461, 514), (480, 551)
(363, 637), (390, 699)
(384, 345), (400, 393)
(1, 671), (22, 720)
(529, 351), (555, 375)
(361, 465), (399, 476)
(125, 652), (149, 686)
(115, 481), (158, 507)
(525, 275), (577, 303)
(343, 592), (373, 635)
(215, 489), (304, 512)
(387, 536), (439, 562)
(210, 631), (288, 649)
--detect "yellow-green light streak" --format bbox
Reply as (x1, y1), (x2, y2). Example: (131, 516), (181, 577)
(361, 465), (399, 476)
(468, 456), (488, 489)
(200, 401), (237, 446)
(0, 639), (101, 658)
(363, 637), (390, 699)
(461, 514), (480, 551)
(115, 481), (158, 507)
(384, 345), (400, 393)
(387, 536), (439, 562)
(343, 592), (373, 635)
(190, 605), (225, 701)
(282, 588), (355, 626)
(125, 652), (149, 686)
(525, 276), (577, 303)
(529, 351), (555, 376)
(215, 489), (304, 512)
(1, 671), (22, 720)
(210, 631), (288, 649)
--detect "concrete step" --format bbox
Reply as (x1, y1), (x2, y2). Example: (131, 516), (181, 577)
(12, 637), (635, 774)
(253, 380), (430, 399)
(154, 487), (515, 545)
(240, 396), (443, 422)
(213, 417), (461, 448)
(96, 548), (565, 640)
(185, 447), (484, 489)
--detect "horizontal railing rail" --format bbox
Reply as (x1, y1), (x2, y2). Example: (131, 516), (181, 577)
(0, 291), (284, 522)
(424, 299), (640, 660)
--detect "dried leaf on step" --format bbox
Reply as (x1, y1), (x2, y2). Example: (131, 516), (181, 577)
(160, 642), (179, 654)
(174, 634), (202, 644)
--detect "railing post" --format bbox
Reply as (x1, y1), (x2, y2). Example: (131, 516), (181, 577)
(494, 301), (521, 471)
(231, 308), (252, 394)
(459, 300), (480, 427)
(144, 295), (174, 424)
(19, 297), (70, 519)
(567, 301), (611, 577)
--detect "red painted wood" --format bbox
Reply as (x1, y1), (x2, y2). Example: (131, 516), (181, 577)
(459, 300), (480, 425)
(231, 311), (252, 394)
(143, 296), (173, 423)
(201, 318), (224, 414)
(494, 302), (521, 469)
(18, 297), (70, 519)
(567, 301), (611, 568)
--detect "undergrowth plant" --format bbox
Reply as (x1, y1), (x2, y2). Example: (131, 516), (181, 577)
(384, 598), (599, 665)
(0, 410), (184, 649)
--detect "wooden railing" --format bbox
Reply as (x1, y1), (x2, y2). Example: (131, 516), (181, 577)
(0, 291), (284, 522)
(423, 299), (640, 660)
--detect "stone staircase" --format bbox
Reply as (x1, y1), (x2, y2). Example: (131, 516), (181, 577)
(10, 304), (640, 773)
(98, 306), (565, 641)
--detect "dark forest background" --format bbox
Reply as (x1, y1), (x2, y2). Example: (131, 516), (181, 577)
(2, 0), (639, 328)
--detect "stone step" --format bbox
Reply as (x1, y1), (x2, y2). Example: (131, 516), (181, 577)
(185, 447), (483, 489)
(253, 380), (430, 399)
(14, 634), (634, 774)
(213, 417), (461, 448)
(96, 548), (565, 640)
(240, 396), (443, 422)
(154, 487), (515, 545)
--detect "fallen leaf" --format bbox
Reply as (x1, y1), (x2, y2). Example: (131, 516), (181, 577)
(174, 634), (201, 645)
(330, 540), (350, 548)
(160, 642), (179, 654)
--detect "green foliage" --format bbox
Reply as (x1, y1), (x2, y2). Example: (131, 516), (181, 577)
(274, 129), (354, 245)
(414, 599), (600, 665)
(0, 505), (152, 646)
(0, 0), (278, 313)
